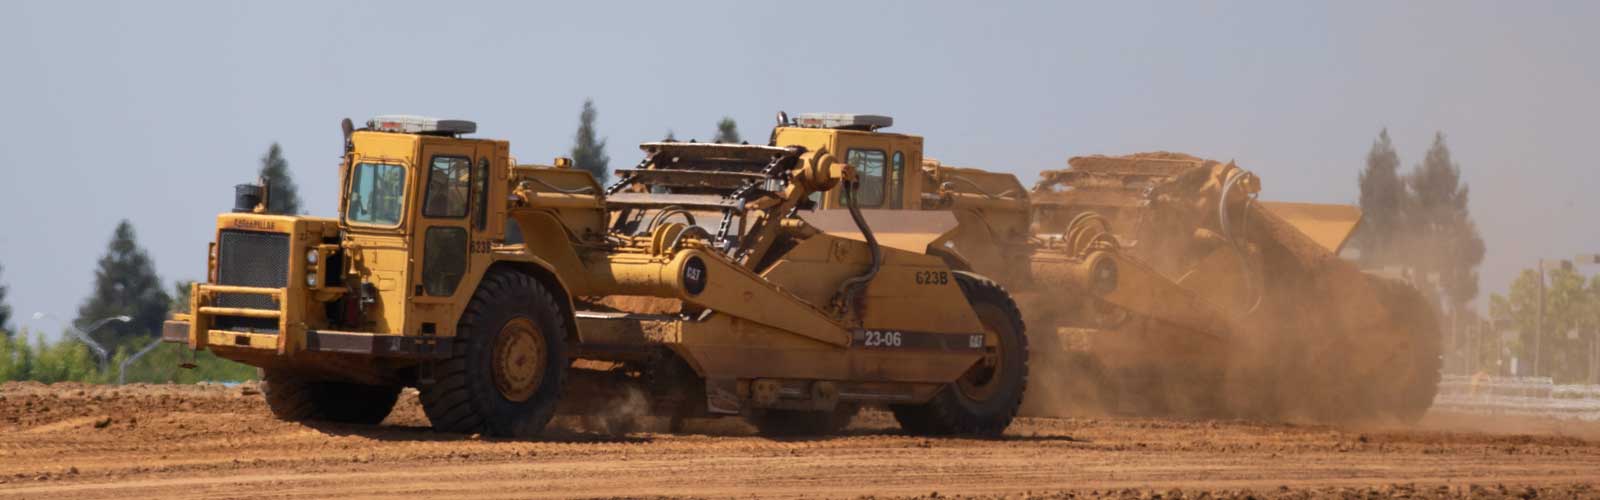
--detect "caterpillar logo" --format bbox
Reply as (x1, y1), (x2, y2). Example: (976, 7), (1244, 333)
(231, 219), (278, 231)
(682, 256), (708, 295)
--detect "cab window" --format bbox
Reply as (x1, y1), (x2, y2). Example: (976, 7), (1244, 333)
(422, 227), (468, 296)
(424, 156), (472, 218)
(346, 162), (406, 226)
(846, 149), (887, 207)
(473, 158), (490, 230)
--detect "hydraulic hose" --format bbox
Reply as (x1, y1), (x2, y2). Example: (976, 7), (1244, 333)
(646, 206), (697, 233)
(835, 180), (883, 319)
(526, 176), (596, 195)
(1218, 168), (1263, 314)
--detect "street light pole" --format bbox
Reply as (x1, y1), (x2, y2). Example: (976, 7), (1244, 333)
(29, 312), (131, 373)
(1535, 258), (1544, 379)
(1581, 254), (1600, 385)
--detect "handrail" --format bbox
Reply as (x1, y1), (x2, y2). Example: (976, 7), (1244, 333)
(197, 307), (281, 319)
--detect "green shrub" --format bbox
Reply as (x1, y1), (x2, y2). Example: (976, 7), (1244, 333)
(0, 331), (35, 381)
(0, 329), (255, 384)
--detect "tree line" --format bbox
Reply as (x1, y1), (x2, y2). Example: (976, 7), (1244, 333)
(1488, 262), (1600, 383)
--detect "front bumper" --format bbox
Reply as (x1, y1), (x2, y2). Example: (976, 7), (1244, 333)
(167, 279), (451, 360)
(163, 318), (452, 359)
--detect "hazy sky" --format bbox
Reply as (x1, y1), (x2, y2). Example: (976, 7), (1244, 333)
(2, 1), (1596, 335)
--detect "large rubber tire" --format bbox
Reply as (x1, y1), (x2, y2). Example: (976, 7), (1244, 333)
(419, 269), (568, 438)
(1370, 276), (1443, 423)
(747, 404), (859, 437)
(891, 272), (1029, 437)
(259, 368), (400, 425)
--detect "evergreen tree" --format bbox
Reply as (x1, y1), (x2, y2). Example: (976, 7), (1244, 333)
(0, 263), (12, 336)
(258, 143), (302, 215)
(714, 117), (741, 144)
(76, 220), (171, 341)
(1405, 132), (1485, 306)
(1354, 129), (1405, 266)
(570, 99), (610, 182)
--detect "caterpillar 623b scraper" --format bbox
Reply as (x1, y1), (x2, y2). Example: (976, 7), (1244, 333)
(163, 115), (1028, 437)
(746, 112), (1439, 422)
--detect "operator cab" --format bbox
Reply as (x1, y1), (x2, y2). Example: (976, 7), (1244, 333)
(772, 112), (923, 211)
(335, 115), (516, 338)
(342, 116), (484, 229)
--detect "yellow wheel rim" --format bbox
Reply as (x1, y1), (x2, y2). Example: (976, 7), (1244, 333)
(492, 317), (546, 403)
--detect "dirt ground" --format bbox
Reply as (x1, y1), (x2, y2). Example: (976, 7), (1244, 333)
(0, 382), (1597, 499)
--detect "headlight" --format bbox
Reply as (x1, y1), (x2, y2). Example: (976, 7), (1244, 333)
(208, 242), (218, 283)
(306, 272), (318, 287)
(306, 248), (319, 265)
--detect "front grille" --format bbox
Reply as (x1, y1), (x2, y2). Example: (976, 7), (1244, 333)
(213, 316), (280, 333)
(216, 229), (290, 310)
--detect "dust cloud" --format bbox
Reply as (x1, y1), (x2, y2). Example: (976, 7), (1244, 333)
(1017, 154), (1443, 425)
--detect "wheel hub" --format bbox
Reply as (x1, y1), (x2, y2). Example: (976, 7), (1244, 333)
(957, 322), (1005, 402)
(492, 317), (546, 403)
